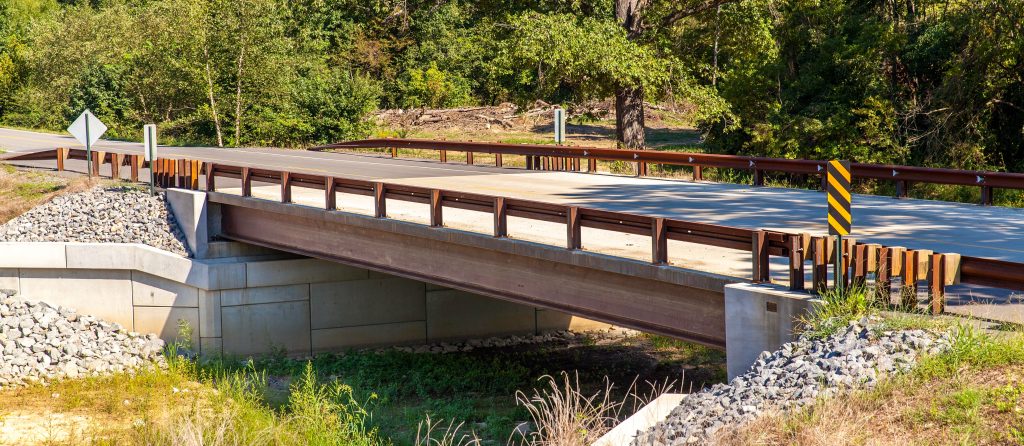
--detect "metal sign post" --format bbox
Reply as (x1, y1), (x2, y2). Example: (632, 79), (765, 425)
(826, 159), (853, 293)
(143, 124), (158, 195)
(67, 109), (107, 177)
(553, 108), (566, 145)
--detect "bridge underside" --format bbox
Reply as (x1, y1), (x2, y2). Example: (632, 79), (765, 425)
(209, 193), (737, 348)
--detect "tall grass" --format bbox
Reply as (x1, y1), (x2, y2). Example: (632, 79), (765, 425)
(798, 285), (874, 339)
(135, 358), (387, 446)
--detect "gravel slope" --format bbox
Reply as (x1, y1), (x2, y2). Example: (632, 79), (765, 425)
(0, 290), (166, 387)
(630, 317), (950, 445)
(0, 186), (190, 256)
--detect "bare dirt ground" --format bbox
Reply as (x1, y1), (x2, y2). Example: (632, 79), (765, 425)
(372, 100), (703, 149)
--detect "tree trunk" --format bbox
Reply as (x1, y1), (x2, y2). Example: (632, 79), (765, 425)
(614, 0), (650, 149)
(234, 46), (245, 147)
(615, 85), (646, 149)
(202, 47), (224, 148)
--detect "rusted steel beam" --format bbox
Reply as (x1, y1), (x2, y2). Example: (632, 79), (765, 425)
(652, 217), (668, 265)
(320, 138), (1024, 194)
(177, 159), (186, 188)
(191, 161), (201, 190)
(494, 197), (507, 237)
(213, 197), (729, 348)
(373, 182), (386, 218)
(960, 256), (1024, 291)
(567, 206), (582, 250)
(752, 230), (770, 283)
(430, 189), (442, 227)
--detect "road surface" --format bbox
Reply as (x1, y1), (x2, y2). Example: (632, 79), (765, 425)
(3, 126), (1023, 322)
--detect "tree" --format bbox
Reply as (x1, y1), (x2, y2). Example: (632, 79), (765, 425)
(610, 0), (737, 148)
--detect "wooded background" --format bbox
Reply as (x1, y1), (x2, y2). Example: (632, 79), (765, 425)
(0, 0), (1021, 172)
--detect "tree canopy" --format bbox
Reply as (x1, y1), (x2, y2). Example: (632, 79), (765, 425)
(0, 0), (1020, 172)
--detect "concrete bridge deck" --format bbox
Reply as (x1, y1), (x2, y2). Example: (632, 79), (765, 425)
(3, 127), (1022, 322)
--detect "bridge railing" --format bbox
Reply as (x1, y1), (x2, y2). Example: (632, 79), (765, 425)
(10, 147), (1024, 316)
(314, 138), (1024, 206)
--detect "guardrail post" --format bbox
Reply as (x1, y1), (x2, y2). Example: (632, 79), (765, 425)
(430, 189), (442, 227)
(896, 180), (909, 199)
(373, 182), (386, 218)
(241, 167), (252, 197)
(324, 177), (336, 210)
(493, 197), (508, 237)
(587, 158), (596, 173)
(56, 148), (67, 172)
(929, 253), (946, 315)
(440, 150), (447, 163)
(693, 165), (703, 181)
(752, 230), (769, 282)
(901, 249), (919, 308)
(495, 154), (503, 168)
(206, 163), (217, 192)
(466, 152), (474, 165)
(177, 159), (187, 188)
(280, 171), (292, 203)
(851, 243), (868, 288)
(652, 217), (667, 264)
(811, 236), (829, 291)
(981, 186), (993, 206)
(92, 151), (105, 177)
(788, 233), (809, 290)
(191, 161), (201, 190)
(129, 155), (140, 182)
(567, 206), (582, 250)
(110, 153), (121, 180)
(753, 169), (764, 186)
(876, 247), (891, 305)
(390, 147), (397, 158)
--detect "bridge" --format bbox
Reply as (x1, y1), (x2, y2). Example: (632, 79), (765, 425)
(3, 127), (1024, 352)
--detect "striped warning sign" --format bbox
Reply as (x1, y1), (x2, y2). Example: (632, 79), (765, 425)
(827, 160), (852, 236)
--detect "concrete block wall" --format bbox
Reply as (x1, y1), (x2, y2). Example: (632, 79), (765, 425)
(0, 242), (611, 357)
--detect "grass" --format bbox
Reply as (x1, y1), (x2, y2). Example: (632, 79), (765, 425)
(0, 165), (104, 223)
(718, 321), (1024, 445)
(0, 332), (726, 445)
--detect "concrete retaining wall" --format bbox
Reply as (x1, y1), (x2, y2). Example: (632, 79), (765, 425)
(724, 283), (819, 378)
(0, 241), (609, 357)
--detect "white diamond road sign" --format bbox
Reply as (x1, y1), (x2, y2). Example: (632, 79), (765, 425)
(67, 109), (107, 148)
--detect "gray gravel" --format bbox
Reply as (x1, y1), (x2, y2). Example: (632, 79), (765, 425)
(0, 289), (166, 387)
(0, 186), (190, 256)
(631, 317), (951, 445)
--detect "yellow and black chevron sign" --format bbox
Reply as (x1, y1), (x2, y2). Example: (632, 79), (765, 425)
(826, 160), (852, 236)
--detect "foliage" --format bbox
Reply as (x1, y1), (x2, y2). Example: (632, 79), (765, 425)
(0, 0), (1021, 168)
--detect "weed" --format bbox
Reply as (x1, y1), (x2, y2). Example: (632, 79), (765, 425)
(798, 285), (874, 340)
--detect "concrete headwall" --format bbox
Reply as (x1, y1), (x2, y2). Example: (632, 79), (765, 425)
(724, 283), (819, 378)
(0, 241), (609, 357)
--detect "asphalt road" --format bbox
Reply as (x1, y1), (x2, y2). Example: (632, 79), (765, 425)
(4, 126), (1024, 263)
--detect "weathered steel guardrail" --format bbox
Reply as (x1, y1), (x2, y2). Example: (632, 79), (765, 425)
(316, 138), (1024, 206)
(8, 147), (1024, 317)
